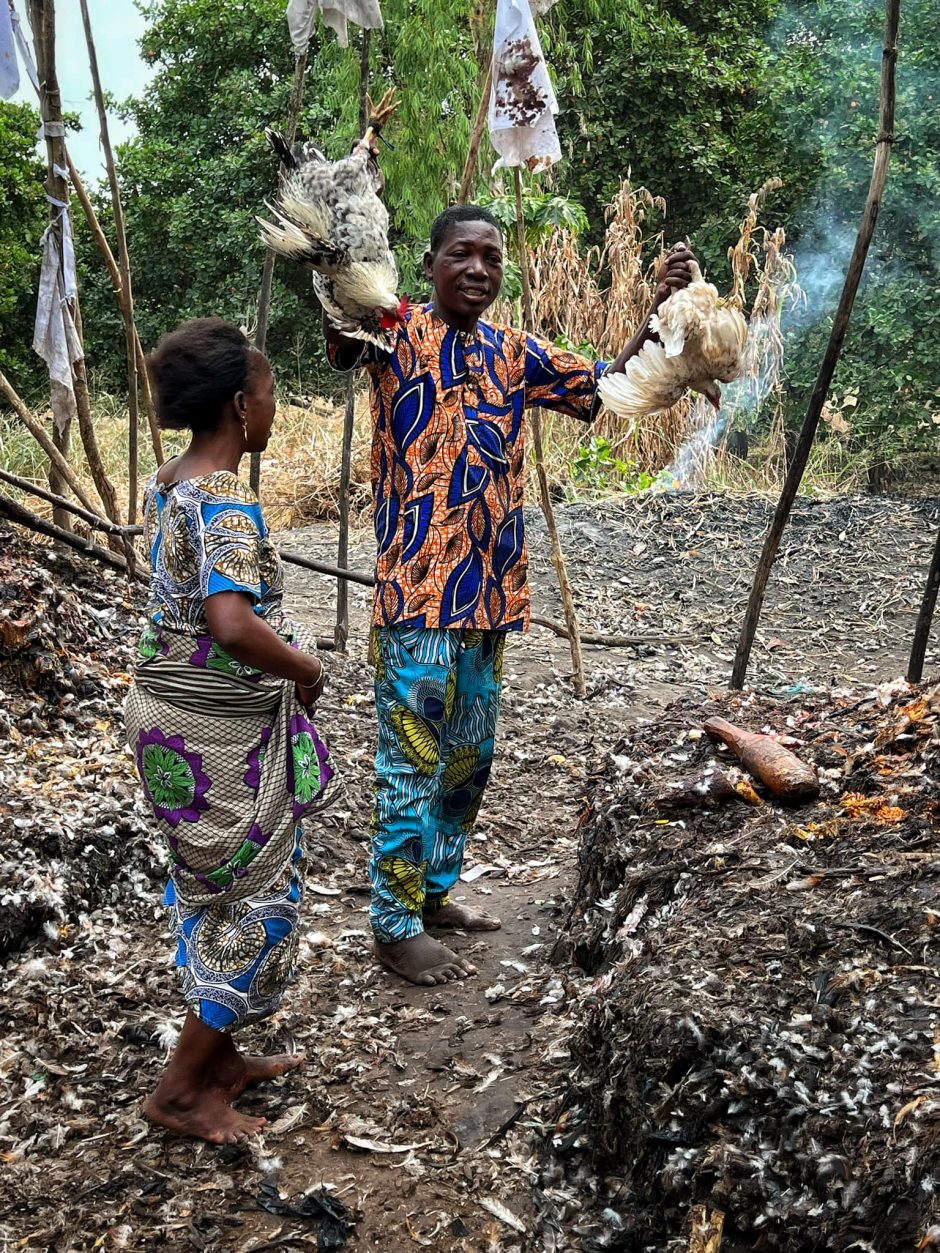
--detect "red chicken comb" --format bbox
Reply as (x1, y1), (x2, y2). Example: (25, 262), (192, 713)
(379, 295), (410, 331)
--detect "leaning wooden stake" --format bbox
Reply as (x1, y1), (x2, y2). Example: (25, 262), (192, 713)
(79, 0), (143, 522)
(0, 466), (141, 537)
(0, 367), (98, 514)
(251, 46), (309, 496)
(27, 0), (72, 529)
(27, 0), (123, 538)
(457, 57), (494, 204)
(66, 155), (163, 463)
(907, 523), (940, 683)
(513, 168), (586, 697)
(731, 0), (901, 690)
(0, 491), (142, 581)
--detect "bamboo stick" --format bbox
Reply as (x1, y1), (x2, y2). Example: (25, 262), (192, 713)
(251, 47), (309, 495)
(79, 0), (142, 523)
(0, 367), (98, 514)
(513, 167), (586, 697)
(731, 0), (901, 690)
(907, 523), (940, 683)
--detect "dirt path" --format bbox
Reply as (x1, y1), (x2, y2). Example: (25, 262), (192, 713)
(1, 492), (937, 1251)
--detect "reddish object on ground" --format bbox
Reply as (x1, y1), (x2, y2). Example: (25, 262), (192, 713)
(703, 715), (820, 803)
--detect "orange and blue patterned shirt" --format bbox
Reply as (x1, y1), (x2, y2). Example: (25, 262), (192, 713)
(331, 304), (605, 631)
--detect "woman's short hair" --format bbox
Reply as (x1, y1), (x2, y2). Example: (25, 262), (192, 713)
(146, 317), (258, 432)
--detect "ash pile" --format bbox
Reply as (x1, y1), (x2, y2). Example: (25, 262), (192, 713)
(0, 527), (156, 961)
(550, 683), (939, 1252)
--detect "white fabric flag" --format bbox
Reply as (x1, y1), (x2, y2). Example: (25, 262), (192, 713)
(1, 0), (19, 99)
(11, 3), (39, 93)
(33, 197), (84, 435)
(488, 0), (561, 174)
(287, 0), (383, 54)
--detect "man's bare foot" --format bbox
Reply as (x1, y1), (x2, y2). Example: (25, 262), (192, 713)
(217, 1051), (305, 1101)
(423, 900), (502, 931)
(143, 1086), (266, 1145)
(375, 932), (477, 985)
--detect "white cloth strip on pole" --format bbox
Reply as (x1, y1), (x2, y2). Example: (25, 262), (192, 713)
(10, 1), (38, 90)
(286, 0), (383, 54)
(33, 198), (84, 436)
(488, 0), (561, 174)
(1, 0), (19, 98)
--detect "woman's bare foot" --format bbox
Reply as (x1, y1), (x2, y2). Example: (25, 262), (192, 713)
(375, 932), (477, 985)
(423, 900), (502, 931)
(143, 1085), (266, 1145)
(218, 1051), (305, 1101)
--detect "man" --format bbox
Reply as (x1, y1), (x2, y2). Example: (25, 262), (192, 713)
(326, 203), (694, 985)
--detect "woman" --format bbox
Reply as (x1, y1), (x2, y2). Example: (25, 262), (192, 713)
(125, 318), (332, 1144)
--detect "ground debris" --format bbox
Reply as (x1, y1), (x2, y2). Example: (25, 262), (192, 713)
(546, 682), (940, 1251)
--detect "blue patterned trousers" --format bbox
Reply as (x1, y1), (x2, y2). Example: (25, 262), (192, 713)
(371, 626), (506, 942)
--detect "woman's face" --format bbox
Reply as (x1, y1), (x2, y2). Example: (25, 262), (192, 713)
(242, 353), (276, 452)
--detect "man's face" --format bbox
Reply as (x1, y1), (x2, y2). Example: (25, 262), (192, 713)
(424, 222), (504, 328)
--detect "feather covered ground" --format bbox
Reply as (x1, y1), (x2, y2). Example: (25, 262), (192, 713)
(0, 491), (937, 1251)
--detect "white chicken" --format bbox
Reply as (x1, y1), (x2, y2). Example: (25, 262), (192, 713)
(597, 260), (747, 419)
(258, 88), (407, 348)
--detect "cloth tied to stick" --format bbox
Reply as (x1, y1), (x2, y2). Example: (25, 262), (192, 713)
(0, 1), (39, 99)
(286, 0), (383, 53)
(33, 188), (83, 435)
(488, 0), (561, 174)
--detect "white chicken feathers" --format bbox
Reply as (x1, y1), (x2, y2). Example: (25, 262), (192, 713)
(597, 261), (747, 419)
(258, 114), (404, 348)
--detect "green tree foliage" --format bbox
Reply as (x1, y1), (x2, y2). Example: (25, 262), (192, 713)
(0, 101), (46, 385)
(65, 0), (939, 470)
(766, 0), (940, 461)
(549, 0), (791, 263)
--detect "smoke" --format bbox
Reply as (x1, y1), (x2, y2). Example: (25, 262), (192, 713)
(654, 0), (940, 488)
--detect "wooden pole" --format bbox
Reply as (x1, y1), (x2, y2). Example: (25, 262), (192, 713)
(333, 28), (372, 653)
(0, 466), (142, 537)
(0, 366), (99, 513)
(66, 155), (163, 463)
(457, 57), (493, 204)
(27, 0), (71, 531)
(907, 523), (940, 683)
(0, 491), (142, 580)
(513, 167), (586, 697)
(27, 0), (124, 537)
(251, 47), (309, 495)
(730, 0), (901, 690)
(79, 0), (142, 522)
(334, 377), (357, 651)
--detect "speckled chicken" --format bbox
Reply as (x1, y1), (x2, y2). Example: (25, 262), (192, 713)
(258, 88), (407, 348)
(597, 260), (747, 420)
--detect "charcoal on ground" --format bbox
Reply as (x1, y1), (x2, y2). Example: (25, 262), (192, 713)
(553, 685), (939, 1252)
